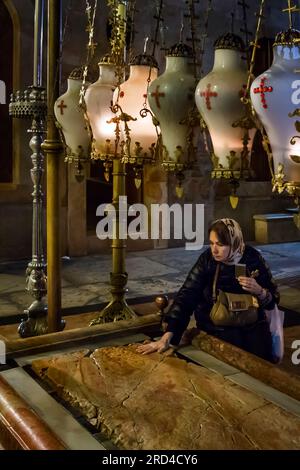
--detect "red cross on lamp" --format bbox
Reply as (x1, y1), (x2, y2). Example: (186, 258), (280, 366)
(150, 85), (165, 109)
(200, 83), (218, 110)
(253, 77), (273, 109)
(57, 99), (67, 115)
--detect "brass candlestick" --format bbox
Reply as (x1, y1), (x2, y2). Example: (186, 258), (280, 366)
(9, 86), (48, 337)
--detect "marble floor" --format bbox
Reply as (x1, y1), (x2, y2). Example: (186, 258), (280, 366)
(0, 242), (300, 323)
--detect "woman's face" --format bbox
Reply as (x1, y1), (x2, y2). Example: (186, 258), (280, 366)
(209, 230), (231, 262)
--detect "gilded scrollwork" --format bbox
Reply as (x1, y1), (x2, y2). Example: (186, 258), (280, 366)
(272, 163), (286, 194)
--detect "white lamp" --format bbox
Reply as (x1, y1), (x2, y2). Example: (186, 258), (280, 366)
(54, 67), (90, 177)
(85, 55), (118, 167)
(148, 43), (198, 197)
(251, 28), (300, 200)
(114, 53), (159, 187)
(195, 33), (255, 182)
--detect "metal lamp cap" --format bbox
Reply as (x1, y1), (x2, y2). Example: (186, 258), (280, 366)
(214, 33), (245, 52)
(166, 43), (193, 58)
(273, 28), (300, 46)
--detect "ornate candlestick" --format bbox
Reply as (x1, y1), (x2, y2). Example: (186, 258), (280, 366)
(8, 0), (48, 337)
(9, 87), (48, 337)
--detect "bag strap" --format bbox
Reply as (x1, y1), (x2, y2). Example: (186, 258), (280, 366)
(212, 263), (220, 303)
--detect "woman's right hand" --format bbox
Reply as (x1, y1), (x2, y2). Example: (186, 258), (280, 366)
(136, 332), (174, 355)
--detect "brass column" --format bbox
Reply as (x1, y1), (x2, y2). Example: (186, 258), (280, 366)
(90, 1), (136, 324)
(91, 158), (136, 324)
(9, 0), (48, 337)
(41, 0), (65, 333)
(112, 159), (127, 287)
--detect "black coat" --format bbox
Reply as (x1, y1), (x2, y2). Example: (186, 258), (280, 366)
(165, 245), (279, 345)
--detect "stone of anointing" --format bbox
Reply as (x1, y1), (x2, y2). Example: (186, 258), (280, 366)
(32, 345), (300, 450)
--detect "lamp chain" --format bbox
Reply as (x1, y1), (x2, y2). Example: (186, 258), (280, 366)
(185, 0), (201, 81)
(243, 0), (265, 105)
(108, 0), (127, 87)
(48, 0), (73, 105)
(127, 0), (137, 64)
(142, 0), (164, 110)
(184, 0), (206, 169)
(198, 0), (212, 79)
(58, 0), (73, 88)
(240, 0), (275, 178)
(79, 0), (98, 109)
(238, 0), (252, 68)
(196, 0), (213, 154)
(230, 2), (236, 34)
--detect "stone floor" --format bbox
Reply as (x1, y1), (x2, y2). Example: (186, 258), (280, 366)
(1, 243), (300, 450)
(0, 242), (300, 322)
(1, 329), (300, 450)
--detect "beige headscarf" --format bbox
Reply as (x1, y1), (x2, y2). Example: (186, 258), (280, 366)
(213, 218), (245, 265)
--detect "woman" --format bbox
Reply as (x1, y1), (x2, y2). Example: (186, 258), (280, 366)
(137, 218), (279, 362)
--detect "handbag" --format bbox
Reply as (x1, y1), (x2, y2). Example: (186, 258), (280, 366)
(265, 305), (285, 363)
(210, 263), (259, 327)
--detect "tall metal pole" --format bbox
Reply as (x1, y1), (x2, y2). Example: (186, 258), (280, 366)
(9, 0), (49, 337)
(109, 2), (135, 320)
(91, 1), (136, 325)
(34, 0), (44, 87)
(41, 0), (65, 333)
(30, 0), (46, 326)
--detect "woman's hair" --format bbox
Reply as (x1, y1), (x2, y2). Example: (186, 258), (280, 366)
(208, 220), (231, 246)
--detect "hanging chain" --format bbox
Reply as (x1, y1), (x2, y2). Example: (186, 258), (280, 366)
(127, 0), (137, 64)
(107, 0), (136, 162)
(238, 0), (252, 68)
(141, 37), (151, 110)
(49, 0), (73, 108)
(58, 0), (73, 89)
(107, 0), (127, 96)
(185, 0), (201, 80)
(79, 0), (98, 108)
(183, 0), (205, 169)
(141, 0), (164, 110)
(138, 0), (164, 166)
(151, 0), (164, 58)
(230, 1), (237, 33)
(198, 0), (212, 79)
(240, 0), (274, 177)
(242, 0), (265, 105)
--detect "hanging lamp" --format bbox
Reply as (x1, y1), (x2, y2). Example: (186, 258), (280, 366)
(195, 33), (256, 208)
(148, 43), (199, 198)
(54, 67), (90, 180)
(84, 54), (118, 180)
(250, 28), (300, 227)
(115, 53), (160, 187)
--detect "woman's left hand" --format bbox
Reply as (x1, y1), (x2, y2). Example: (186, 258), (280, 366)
(237, 276), (262, 296)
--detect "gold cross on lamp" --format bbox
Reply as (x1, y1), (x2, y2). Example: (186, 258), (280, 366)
(282, 0), (300, 28)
